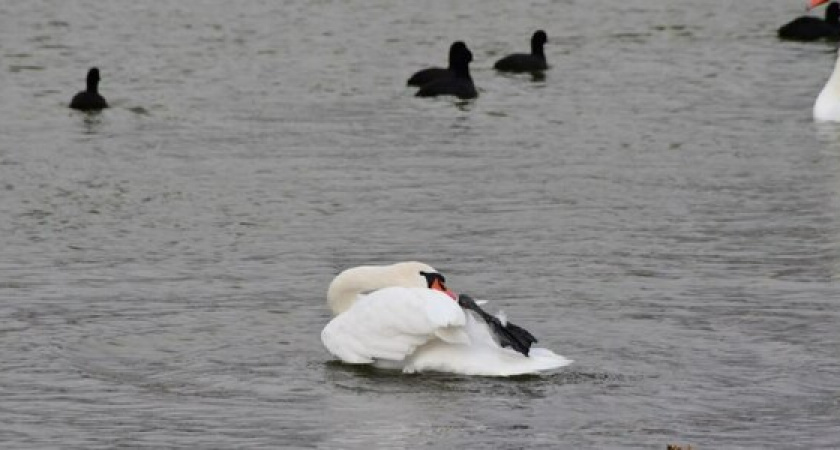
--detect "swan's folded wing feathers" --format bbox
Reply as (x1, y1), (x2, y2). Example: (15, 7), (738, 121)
(434, 326), (471, 345)
(321, 287), (467, 363)
(321, 319), (373, 364)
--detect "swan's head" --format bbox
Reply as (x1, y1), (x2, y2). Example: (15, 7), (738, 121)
(327, 261), (456, 315)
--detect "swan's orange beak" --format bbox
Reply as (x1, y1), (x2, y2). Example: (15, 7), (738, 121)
(430, 278), (457, 300)
(810, 0), (830, 10)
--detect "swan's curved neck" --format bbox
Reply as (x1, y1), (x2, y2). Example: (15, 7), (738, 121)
(327, 266), (394, 315)
(327, 262), (435, 315)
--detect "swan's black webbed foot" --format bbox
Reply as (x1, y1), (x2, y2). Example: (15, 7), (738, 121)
(457, 294), (537, 356)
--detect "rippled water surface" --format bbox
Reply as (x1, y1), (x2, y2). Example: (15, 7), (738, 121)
(2, 0), (840, 448)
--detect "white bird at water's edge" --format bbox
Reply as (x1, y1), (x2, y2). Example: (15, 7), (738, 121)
(813, 48), (840, 121)
(811, 0), (840, 121)
(320, 262), (572, 376)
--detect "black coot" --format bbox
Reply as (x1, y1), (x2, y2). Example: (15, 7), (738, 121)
(778, 2), (840, 41)
(408, 41), (469, 87)
(415, 41), (477, 100)
(493, 30), (548, 73)
(69, 67), (108, 111)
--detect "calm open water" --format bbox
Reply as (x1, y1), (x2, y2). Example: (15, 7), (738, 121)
(2, 0), (840, 448)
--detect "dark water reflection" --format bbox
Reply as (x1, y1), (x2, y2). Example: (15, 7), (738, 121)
(2, 0), (840, 448)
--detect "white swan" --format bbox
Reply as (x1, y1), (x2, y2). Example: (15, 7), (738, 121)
(321, 262), (572, 376)
(812, 0), (840, 121)
(814, 50), (840, 121)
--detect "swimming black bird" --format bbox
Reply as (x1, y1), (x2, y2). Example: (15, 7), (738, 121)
(778, 2), (840, 41)
(408, 41), (470, 87)
(69, 67), (108, 111)
(415, 41), (477, 99)
(493, 30), (548, 73)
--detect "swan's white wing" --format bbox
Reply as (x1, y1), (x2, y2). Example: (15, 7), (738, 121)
(321, 287), (467, 364)
(404, 312), (573, 376)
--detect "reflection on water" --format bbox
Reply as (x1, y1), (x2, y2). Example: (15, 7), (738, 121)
(813, 121), (840, 144)
(80, 113), (104, 134)
(1, 0), (840, 449)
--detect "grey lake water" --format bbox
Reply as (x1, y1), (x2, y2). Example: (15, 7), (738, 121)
(2, 0), (840, 448)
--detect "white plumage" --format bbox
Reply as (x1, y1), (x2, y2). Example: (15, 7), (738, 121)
(322, 286), (468, 363)
(815, 51), (840, 122)
(321, 262), (572, 376)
